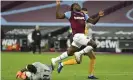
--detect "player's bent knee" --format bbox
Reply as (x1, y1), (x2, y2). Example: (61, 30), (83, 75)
(67, 53), (73, 56)
(67, 46), (79, 56)
(92, 43), (97, 49)
(86, 46), (93, 52)
(67, 48), (75, 56)
(87, 40), (97, 49)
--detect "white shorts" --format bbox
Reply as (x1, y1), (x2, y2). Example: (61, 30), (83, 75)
(72, 33), (91, 48)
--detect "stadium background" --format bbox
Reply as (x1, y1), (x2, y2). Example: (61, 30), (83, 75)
(1, 1), (133, 80)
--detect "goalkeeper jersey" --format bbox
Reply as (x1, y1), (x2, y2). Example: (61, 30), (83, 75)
(29, 62), (52, 80)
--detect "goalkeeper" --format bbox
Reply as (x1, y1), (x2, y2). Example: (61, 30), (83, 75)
(16, 62), (53, 80)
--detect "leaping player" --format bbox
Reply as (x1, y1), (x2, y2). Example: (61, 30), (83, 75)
(57, 7), (101, 79)
(51, 0), (104, 79)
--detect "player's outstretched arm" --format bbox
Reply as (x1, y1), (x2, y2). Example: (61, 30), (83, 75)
(56, 0), (65, 19)
(87, 11), (104, 25)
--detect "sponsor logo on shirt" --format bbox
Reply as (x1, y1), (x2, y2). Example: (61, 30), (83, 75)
(74, 16), (85, 20)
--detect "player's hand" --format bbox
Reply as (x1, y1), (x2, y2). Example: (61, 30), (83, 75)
(98, 11), (104, 17)
(16, 71), (22, 78)
(56, 0), (61, 5)
(16, 71), (27, 80)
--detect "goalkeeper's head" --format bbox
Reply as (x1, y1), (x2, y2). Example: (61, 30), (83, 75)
(26, 64), (37, 74)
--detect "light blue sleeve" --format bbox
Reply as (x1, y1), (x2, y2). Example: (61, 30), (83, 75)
(85, 14), (89, 21)
(64, 11), (71, 19)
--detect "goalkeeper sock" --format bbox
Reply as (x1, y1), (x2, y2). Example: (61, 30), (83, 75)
(63, 59), (77, 66)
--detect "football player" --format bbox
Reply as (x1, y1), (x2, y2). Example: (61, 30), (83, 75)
(16, 62), (52, 80)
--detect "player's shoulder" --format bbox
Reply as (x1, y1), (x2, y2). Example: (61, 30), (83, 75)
(65, 11), (71, 14)
(64, 11), (72, 19)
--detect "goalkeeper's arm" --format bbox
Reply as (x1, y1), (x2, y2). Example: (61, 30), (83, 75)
(16, 67), (28, 78)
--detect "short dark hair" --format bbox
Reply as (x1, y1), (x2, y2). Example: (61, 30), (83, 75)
(70, 3), (79, 11)
(27, 64), (37, 74)
(82, 8), (88, 11)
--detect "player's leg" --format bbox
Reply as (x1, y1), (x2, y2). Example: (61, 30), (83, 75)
(28, 42), (32, 52)
(51, 45), (79, 67)
(58, 46), (86, 68)
(32, 42), (36, 54)
(63, 58), (77, 65)
(30, 43), (32, 51)
(75, 36), (98, 79)
(51, 34), (82, 68)
(74, 34), (95, 64)
(87, 51), (98, 79)
(57, 48), (94, 74)
(57, 34), (92, 73)
(57, 58), (77, 73)
(37, 40), (41, 54)
(57, 54), (83, 73)
(59, 46), (84, 65)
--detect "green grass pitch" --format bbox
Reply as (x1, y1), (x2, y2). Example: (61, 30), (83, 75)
(1, 52), (133, 80)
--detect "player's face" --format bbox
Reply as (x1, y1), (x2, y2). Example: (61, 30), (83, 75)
(73, 3), (81, 11)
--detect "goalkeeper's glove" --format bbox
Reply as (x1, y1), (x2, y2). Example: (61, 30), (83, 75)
(16, 71), (22, 78)
(16, 71), (27, 80)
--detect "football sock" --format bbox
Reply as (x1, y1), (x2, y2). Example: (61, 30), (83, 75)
(63, 59), (77, 66)
(89, 59), (95, 76)
(54, 52), (68, 63)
